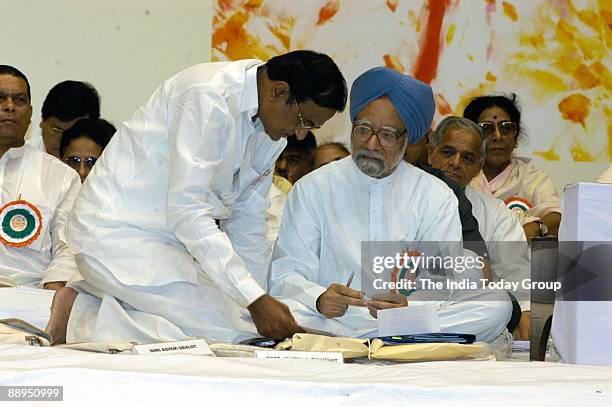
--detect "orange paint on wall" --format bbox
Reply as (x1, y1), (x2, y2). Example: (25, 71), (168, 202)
(558, 94), (591, 128)
(383, 54), (406, 72)
(414, 0), (450, 84)
(519, 33), (545, 49)
(486, 71), (497, 82)
(243, 0), (263, 10)
(435, 93), (452, 115)
(534, 148), (560, 161)
(502, 2), (518, 21)
(573, 64), (600, 89)
(386, 0), (398, 12)
(570, 143), (594, 162)
(268, 21), (293, 50)
(514, 68), (567, 93)
(317, 0), (340, 25)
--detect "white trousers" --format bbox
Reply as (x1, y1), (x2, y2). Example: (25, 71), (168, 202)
(281, 289), (512, 343)
(66, 254), (258, 344)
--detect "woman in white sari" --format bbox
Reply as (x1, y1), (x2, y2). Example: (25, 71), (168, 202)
(463, 94), (561, 239)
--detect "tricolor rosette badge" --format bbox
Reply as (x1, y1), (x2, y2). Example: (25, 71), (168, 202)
(0, 200), (43, 247)
(504, 196), (532, 215)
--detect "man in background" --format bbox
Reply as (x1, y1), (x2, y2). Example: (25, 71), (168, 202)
(428, 116), (531, 339)
(313, 142), (349, 169)
(0, 65), (80, 290)
(274, 132), (317, 184)
(28, 80), (100, 158)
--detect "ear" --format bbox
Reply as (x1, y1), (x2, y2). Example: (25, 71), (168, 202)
(269, 81), (291, 101)
(427, 145), (434, 166)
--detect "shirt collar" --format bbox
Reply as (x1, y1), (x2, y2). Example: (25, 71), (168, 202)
(349, 156), (403, 187)
(0, 144), (27, 163)
(240, 61), (265, 120)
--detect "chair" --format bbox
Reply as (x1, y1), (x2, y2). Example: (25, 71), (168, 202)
(529, 236), (558, 361)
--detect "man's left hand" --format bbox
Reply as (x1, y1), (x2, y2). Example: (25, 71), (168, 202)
(367, 293), (408, 318)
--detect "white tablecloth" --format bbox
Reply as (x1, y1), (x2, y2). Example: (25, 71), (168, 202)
(553, 183), (612, 365)
(0, 287), (54, 329)
(0, 344), (611, 407)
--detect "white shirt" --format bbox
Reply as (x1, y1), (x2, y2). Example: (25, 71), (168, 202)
(266, 182), (288, 243)
(465, 186), (531, 310)
(269, 157), (462, 312)
(0, 144), (81, 287)
(25, 128), (45, 152)
(67, 60), (285, 307)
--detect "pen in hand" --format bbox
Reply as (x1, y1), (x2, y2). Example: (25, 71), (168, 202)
(345, 271), (355, 288)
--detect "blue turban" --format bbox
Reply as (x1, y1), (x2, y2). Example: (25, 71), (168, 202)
(349, 67), (435, 144)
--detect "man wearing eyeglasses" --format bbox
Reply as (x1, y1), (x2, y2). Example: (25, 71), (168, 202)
(27, 81), (100, 159)
(269, 67), (511, 343)
(0, 66), (81, 290)
(428, 116), (531, 340)
(46, 51), (347, 345)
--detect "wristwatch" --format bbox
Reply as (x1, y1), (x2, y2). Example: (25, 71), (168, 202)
(535, 220), (548, 237)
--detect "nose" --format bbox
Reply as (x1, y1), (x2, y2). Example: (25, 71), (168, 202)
(1, 97), (16, 111)
(449, 153), (461, 168)
(275, 158), (287, 175)
(365, 133), (382, 151)
(491, 125), (503, 141)
(78, 163), (90, 182)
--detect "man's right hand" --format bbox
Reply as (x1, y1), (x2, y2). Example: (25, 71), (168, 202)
(316, 283), (366, 318)
(247, 294), (302, 338)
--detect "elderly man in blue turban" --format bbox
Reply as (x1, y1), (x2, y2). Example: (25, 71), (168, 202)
(269, 67), (512, 343)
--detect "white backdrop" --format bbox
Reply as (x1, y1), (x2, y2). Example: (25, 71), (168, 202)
(2, 0), (212, 133)
(2, 0), (608, 191)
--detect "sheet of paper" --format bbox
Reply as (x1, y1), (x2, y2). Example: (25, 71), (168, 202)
(377, 304), (440, 337)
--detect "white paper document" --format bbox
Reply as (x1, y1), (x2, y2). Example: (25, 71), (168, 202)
(377, 304), (440, 336)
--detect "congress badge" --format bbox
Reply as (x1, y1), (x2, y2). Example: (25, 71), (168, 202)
(504, 196), (532, 216)
(0, 200), (43, 247)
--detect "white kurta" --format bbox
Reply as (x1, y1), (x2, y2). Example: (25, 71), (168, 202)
(66, 60), (285, 344)
(25, 128), (45, 152)
(465, 187), (530, 311)
(269, 158), (511, 342)
(0, 145), (80, 287)
(266, 178), (290, 243)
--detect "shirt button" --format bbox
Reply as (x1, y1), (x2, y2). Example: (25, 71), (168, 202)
(374, 206), (379, 211)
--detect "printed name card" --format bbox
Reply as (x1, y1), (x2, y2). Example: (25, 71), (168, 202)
(254, 350), (344, 364)
(132, 339), (214, 356)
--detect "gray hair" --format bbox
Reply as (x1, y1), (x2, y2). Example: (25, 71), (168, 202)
(431, 116), (487, 160)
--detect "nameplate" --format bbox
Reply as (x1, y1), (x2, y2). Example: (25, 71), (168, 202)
(254, 350), (344, 363)
(132, 339), (214, 356)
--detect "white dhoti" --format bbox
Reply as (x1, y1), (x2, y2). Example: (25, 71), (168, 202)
(66, 254), (258, 344)
(282, 289), (512, 343)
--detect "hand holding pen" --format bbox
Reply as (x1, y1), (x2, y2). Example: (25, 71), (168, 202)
(315, 271), (367, 318)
